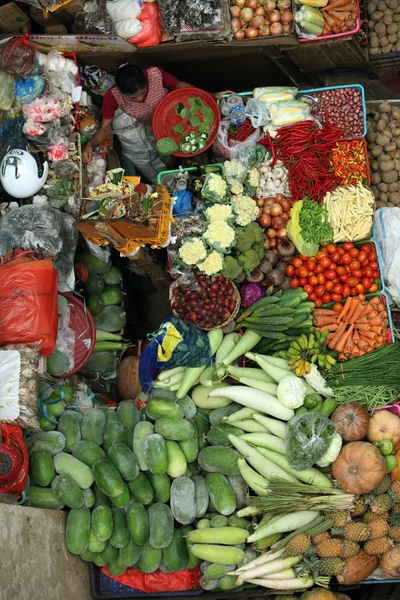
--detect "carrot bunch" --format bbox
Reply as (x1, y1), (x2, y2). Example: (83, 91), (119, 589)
(313, 295), (389, 361)
(320, 0), (358, 35)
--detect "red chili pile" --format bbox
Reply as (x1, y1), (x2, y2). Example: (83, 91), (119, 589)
(330, 139), (369, 186)
(286, 241), (380, 307)
(171, 272), (237, 328)
(309, 87), (364, 137)
(271, 120), (343, 202)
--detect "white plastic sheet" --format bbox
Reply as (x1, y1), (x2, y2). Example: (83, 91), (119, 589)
(374, 207), (400, 306)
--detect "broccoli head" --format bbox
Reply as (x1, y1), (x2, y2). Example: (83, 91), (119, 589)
(235, 221), (264, 252)
(222, 255), (244, 281)
(238, 248), (263, 273)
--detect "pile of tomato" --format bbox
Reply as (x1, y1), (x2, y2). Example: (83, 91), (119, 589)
(286, 241), (380, 307)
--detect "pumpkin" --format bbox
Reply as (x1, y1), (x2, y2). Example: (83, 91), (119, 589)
(337, 550), (378, 585)
(331, 402), (369, 441)
(368, 410), (400, 446)
(117, 356), (141, 400)
(390, 449), (400, 481)
(379, 547), (400, 579)
(300, 591), (336, 600)
(332, 441), (386, 494)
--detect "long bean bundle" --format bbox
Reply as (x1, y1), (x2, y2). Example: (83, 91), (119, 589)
(326, 343), (400, 388)
(333, 385), (400, 410)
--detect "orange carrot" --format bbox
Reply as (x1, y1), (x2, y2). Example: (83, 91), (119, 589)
(376, 303), (385, 313)
(326, 333), (335, 343)
(351, 344), (360, 358)
(356, 316), (371, 324)
(328, 321), (347, 350)
(323, 12), (337, 27)
(337, 296), (352, 323)
(324, 0), (353, 9)
(338, 353), (348, 362)
(315, 323), (339, 332)
(346, 298), (360, 323)
(329, 10), (349, 19)
(358, 338), (369, 352)
(371, 326), (385, 335)
(313, 317), (338, 326)
(376, 336), (385, 344)
(344, 336), (354, 354)
(313, 309), (338, 316)
(370, 297), (380, 305)
(354, 323), (371, 332)
(369, 317), (384, 326)
(380, 310), (388, 319)
(360, 330), (378, 340)
(357, 294), (366, 302)
(335, 323), (354, 353)
(349, 301), (368, 324)
(358, 348), (367, 357)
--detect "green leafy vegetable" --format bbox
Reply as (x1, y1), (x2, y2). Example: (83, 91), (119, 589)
(180, 108), (190, 119)
(156, 137), (179, 155)
(173, 124), (184, 135)
(190, 116), (201, 127)
(175, 103), (184, 115)
(199, 123), (210, 133)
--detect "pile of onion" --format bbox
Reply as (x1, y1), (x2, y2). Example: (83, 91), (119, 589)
(256, 193), (292, 250)
(230, 0), (293, 40)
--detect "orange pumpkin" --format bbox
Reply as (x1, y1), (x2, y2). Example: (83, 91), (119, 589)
(331, 403), (369, 441)
(117, 356), (141, 400)
(390, 449), (400, 480)
(300, 591), (336, 600)
(337, 550), (379, 585)
(332, 441), (386, 494)
(368, 410), (400, 446)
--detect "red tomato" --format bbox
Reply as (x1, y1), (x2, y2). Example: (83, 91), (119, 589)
(306, 261), (317, 272)
(309, 291), (317, 301)
(317, 273), (326, 285)
(350, 260), (361, 271)
(286, 265), (295, 276)
(362, 277), (372, 290)
(369, 252), (377, 262)
(333, 303), (343, 314)
(358, 251), (368, 264)
(295, 266), (304, 277)
(361, 243), (372, 253)
(345, 265), (352, 274)
(309, 275), (319, 286)
(348, 277), (359, 288)
(363, 267), (374, 278)
(369, 283), (379, 293)
(326, 244), (336, 254)
(336, 266), (347, 276)
(355, 284), (365, 295)
(315, 264), (324, 274)
(370, 261), (379, 270)
(299, 254), (308, 262)
(322, 293), (332, 304)
(292, 257), (303, 268)
(325, 270), (336, 281)
(298, 266), (309, 278)
(339, 274), (348, 283)
(334, 283), (343, 294)
(290, 278), (300, 289)
(332, 277), (340, 285)
(343, 242), (354, 251)
(352, 269), (362, 279)
(338, 247), (345, 255)
(299, 277), (308, 287)
(342, 253), (352, 265)
(331, 293), (343, 303)
(330, 251), (341, 263)
(350, 247), (360, 258)
(343, 284), (351, 297)
(304, 284), (313, 294)
(325, 281), (334, 292)
(350, 288), (358, 296)
(372, 270), (380, 279)
(315, 285), (325, 298)
(320, 257), (332, 269)
(314, 298), (323, 307)
(307, 256), (317, 263)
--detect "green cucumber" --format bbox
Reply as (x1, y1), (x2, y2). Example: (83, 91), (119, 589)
(102, 421), (125, 453)
(228, 516), (251, 531)
(162, 528), (188, 572)
(108, 559), (127, 576)
(57, 411), (82, 452)
(80, 549), (98, 562)
(92, 459), (124, 498)
(193, 413), (210, 450)
(110, 481), (131, 508)
(166, 440), (187, 478)
(143, 434), (168, 474)
(206, 473), (236, 516)
(106, 412), (121, 424)
(110, 508), (129, 548)
(148, 472), (170, 503)
(197, 519), (211, 529)
(30, 450), (55, 487)
(66, 508), (91, 554)
(82, 488), (95, 508)
(192, 475), (209, 518)
(92, 505), (113, 541)
(219, 575), (240, 590)
(227, 474), (248, 510)
(210, 516), (229, 528)
(148, 503), (174, 549)
(133, 421), (154, 471)
(51, 474), (84, 509)
(146, 398), (184, 420)
(209, 404), (241, 426)
(54, 453), (94, 489)
(155, 417), (195, 442)
(71, 441), (106, 467)
(29, 486), (64, 510)
(93, 482), (110, 507)
(191, 544), (244, 565)
(198, 446), (240, 475)
(126, 502), (149, 545)
(93, 554), (108, 567)
(119, 538), (142, 567)
(136, 542), (162, 573)
(108, 443), (139, 481)
(101, 540), (119, 563)
(128, 472), (153, 505)
(81, 409), (106, 445)
(88, 529), (107, 554)
(176, 395), (197, 419)
(179, 419), (199, 463)
(170, 477), (196, 525)
(27, 431), (66, 455)
(117, 400), (139, 429)
(185, 462), (200, 478)
(207, 424), (244, 447)
(181, 525), (199, 569)
(205, 564), (231, 580)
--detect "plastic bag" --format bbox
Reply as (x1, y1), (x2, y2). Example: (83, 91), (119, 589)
(253, 86), (298, 105)
(172, 189), (193, 215)
(0, 256), (58, 356)
(0, 424), (29, 497)
(229, 144), (268, 182)
(0, 35), (35, 78)
(48, 124), (69, 162)
(0, 343), (41, 432)
(287, 200), (319, 257)
(139, 316), (212, 392)
(127, 2), (162, 47)
(23, 95), (67, 123)
(287, 412), (337, 470)
(0, 72), (16, 111)
(201, 172), (229, 203)
(14, 75), (45, 105)
(245, 98), (270, 128)
(213, 119), (262, 161)
(37, 50), (78, 77)
(103, 566), (201, 594)
(80, 65), (115, 96)
(73, 0), (113, 34)
(106, 0), (142, 39)
(54, 306), (75, 373)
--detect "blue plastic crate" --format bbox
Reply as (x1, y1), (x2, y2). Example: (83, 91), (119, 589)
(90, 565), (203, 599)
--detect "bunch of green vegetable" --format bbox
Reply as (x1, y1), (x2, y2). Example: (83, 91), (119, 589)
(222, 221), (265, 280)
(298, 198), (333, 246)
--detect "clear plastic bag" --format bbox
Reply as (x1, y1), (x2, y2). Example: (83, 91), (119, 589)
(72, 0), (114, 34)
(245, 99), (270, 128)
(0, 35), (35, 78)
(286, 412), (337, 470)
(229, 144), (268, 182)
(106, 0), (142, 39)
(54, 306), (75, 374)
(253, 86), (298, 105)
(213, 119), (263, 161)
(14, 75), (45, 105)
(48, 125), (69, 162)
(0, 72), (16, 111)
(23, 95), (67, 123)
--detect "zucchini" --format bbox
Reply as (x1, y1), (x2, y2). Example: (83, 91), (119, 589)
(133, 421), (154, 471)
(54, 453), (94, 489)
(108, 443), (139, 481)
(155, 417), (195, 442)
(92, 505), (113, 541)
(146, 398), (184, 420)
(101, 540), (119, 563)
(88, 529), (107, 554)
(82, 488), (95, 508)
(110, 481), (131, 508)
(57, 411), (82, 452)
(81, 409), (106, 445)
(198, 446), (240, 475)
(66, 508), (91, 555)
(126, 502), (149, 545)
(191, 544), (244, 565)
(148, 503), (174, 549)
(93, 554), (108, 567)
(128, 472), (153, 505)
(206, 473), (236, 516)
(148, 472), (170, 503)
(170, 477), (196, 525)
(119, 538), (142, 567)
(51, 474), (84, 509)
(71, 441), (106, 467)
(110, 508), (129, 549)
(162, 528), (188, 572)
(30, 450), (55, 487)
(29, 486), (64, 510)
(92, 482), (111, 508)
(143, 434), (168, 474)
(136, 542), (162, 573)
(92, 459), (125, 498)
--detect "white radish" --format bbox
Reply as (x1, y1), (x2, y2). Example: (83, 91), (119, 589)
(256, 447), (333, 488)
(228, 435), (296, 483)
(247, 511), (319, 543)
(246, 576), (313, 590)
(209, 386), (294, 421)
(236, 505), (263, 518)
(235, 556), (301, 584)
(253, 414), (288, 439)
(240, 433), (287, 454)
(158, 366), (185, 381)
(261, 356), (291, 370)
(226, 365), (275, 383)
(237, 458), (269, 496)
(264, 568), (296, 580)
(235, 548), (284, 573)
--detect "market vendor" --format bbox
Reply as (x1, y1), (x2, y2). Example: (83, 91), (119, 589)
(82, 63), (231, 183)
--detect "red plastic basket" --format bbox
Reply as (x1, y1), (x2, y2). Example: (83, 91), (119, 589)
(152, 88), (221, 158)
(55, 292), (96, 378)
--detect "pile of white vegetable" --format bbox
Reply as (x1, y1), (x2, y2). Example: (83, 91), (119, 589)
(256, 158), (289, 197)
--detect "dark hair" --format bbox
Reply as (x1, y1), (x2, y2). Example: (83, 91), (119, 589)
(115, 63), (146, 95)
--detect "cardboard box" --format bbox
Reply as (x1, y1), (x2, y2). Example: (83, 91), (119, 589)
(30, 5), (61, 27)
(50, 0), (84, 28)
(0, 2), (29, 33)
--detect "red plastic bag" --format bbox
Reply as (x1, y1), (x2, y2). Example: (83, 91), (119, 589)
(128, 3), (162, 48)
(0, 424), (29, 498)
(102, 566), (201, 593)
(0, 258), (58, 356)
(0, 34), (35, 78)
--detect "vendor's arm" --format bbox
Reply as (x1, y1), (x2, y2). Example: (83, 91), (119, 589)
(82, 117), (112, 165)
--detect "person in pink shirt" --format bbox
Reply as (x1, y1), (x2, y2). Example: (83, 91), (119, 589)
(82, 63), (231, 183)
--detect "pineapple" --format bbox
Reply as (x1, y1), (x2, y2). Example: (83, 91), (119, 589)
(390, 480), (400, 502)
(374, 475), (391, 495)
(311, 532), (330, 545)
(351, 496), (367, 517)
(316, 538), (343, 558)
(369, 518), (389, 539)
(325, 510), (350, 528)
(370, 493), (393, 514)
(388, 512), (400, 542)
(285, 534), (311, 557)
(319, 557), (344, 577)
(340, 540), (360, 558)
(342, 521), (370, 542)
(364, 536), (392, 555)
(364, 511), (390, 523)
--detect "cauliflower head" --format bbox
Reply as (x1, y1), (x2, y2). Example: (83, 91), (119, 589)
(202, 173), (227, 201)
(231, 194), (260, 226)
(228, 178), (244, 196)
(248, 167), (260, 188)
(204, 203), (233, 222)
(203, 220), (236, 252)
(178, 238), (207, 266)
(277, 374), (307, 409)
(224, 159), (247, 181)
(197, 250), (224, 277)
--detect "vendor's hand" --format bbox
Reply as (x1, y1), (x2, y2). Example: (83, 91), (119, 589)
(82, 142), (93, 165)
(212, 90), (235, 100)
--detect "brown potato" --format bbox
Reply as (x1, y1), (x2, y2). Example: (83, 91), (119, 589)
(376, 133), (391, 145)
(370, 47), (380, 54)
(382, 169), (398, 183)
(378, 182), (389, 192)
(386, 201), (396, 206)
(378, 0), (387, 8)
(370, 35), (380, 47)
(381, 159), (396, 171)
(372, 10), (384, 19)
(371, 145), (383, 157)
(376, 200), (387, 208)
(367, 130), (377, 143)
(379, 192), (388, 202)
(389, 33), (398, 42)
(383, 13), (394, 23)
(372, 159), (380, 171)
(389, 192), (400, 204)
(389, 0), (398, 8)
(371, 172), (382, 185)
(376, 118), (388, 131)
(380, 35), (390, 45)
(375, 22), (387, 34)
(379, 103), (392, 113)
(396, 136), (400, 148)
(392, 108), (400, 119)
(389, 182), (399, 191)
(388, 22), (398, 33)
(380, 153), (392, 161)
(385, 142), (397, 151)
(380, 112), (390, 122)
(394, 13), (400, 21)
(392, 128), (400, 136)
(367, 0), (378, 12)
(371, 185), (379, 197)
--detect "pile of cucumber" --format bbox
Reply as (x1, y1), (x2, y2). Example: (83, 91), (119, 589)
(27, 395), (257, 590)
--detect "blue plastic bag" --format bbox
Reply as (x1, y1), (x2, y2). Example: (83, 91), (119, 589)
(14, 75), (45, 105)
(139, 316), (211, 392)
(172, 189), (193, 215)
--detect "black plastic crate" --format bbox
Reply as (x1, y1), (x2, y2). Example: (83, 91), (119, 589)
(370, 51), (400, 72)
